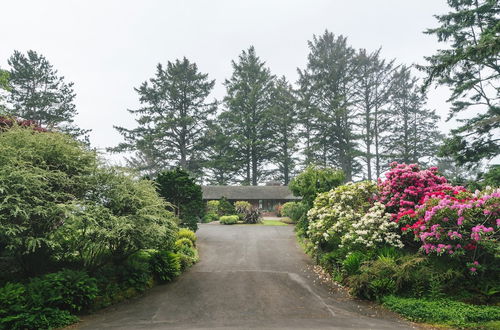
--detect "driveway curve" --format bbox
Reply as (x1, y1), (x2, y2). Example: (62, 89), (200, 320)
(77, 223), (416, 329)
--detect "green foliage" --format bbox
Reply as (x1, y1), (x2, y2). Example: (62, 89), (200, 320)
(175, 238), (194, 250)
(203, 212), (219, 223)
(220, 215), (239, 225)
(289, 165), (345, 208)
(154, 168), (203, 231)
(234, 201), (252, 214)
(382, 295), (500, 328)
(123, 251), (155, 292)
(342, 252), (367, 276)
(176, 246), (199, 270)
(111, 57), (216, 176)
(51, 168), (178, 271)
(150, 251), (181, 283)
(0, 127), (97, 277)
(420, 0), (500, 166)
(0, 269), (98, 330)
(281, 201), (307, 223)
(204, 200), (220, 222)
(217, 197), (235, 216)
(221, 46), (275, 185)
(177, 228), (197, 245)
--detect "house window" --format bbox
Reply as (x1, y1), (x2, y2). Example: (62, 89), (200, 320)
(259, 200), (263, 209)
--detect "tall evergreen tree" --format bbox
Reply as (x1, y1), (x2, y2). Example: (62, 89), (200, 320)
(202, 119), (241, 185)
(300, 31), (360, 181)
(111, 57), (216, 175)
(269, 76), (298, 185)
(354, 48), (396, 179)
(420, 0), (499, 166)
(7, 50), (87, 137)
(383, 66), (443, 165)
(296, 70), (320, 166)
(221, 46), (275, 185)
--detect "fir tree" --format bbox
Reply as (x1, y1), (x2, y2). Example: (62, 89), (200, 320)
(420, 0), (500, 166)
(221, 46), (275, 185)
(7, 50), (88, 137)
(111, 57), (216, 175)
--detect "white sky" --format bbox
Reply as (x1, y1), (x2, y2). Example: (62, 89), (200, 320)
(0, 0), (455, 164)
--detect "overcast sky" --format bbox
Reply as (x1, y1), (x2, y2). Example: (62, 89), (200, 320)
(0, 0), (454, 163)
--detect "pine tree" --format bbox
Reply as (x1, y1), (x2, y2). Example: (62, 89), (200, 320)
(111, 57), (216, 175)
(420, 0), (500, 166)
(383, 66), (443, 165)
(221, 46), (275, 185)
(269, 76), (298, 185)
(7, 50), (87, 137)
(300, 31), (360, 181)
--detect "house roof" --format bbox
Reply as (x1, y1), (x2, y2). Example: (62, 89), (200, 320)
(202, 185), (301, 200)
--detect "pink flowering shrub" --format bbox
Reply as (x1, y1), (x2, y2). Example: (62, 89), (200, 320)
(376, 162), (460, 222)
(399, 188), (500, 273)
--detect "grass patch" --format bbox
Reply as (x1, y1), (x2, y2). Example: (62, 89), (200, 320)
(382, 295), (500, 329)
(262, 220), (288, 226)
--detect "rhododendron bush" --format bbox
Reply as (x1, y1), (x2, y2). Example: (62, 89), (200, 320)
(307, 181), (403, 253)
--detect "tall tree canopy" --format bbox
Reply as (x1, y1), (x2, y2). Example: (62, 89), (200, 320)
(420, 0), (500, 166)
(300, 31), (360, 181)
(221, 46), (275, 185)
(6, 50), (87, 137)
(383, 66), (443, 165)
(353, 48), (396, 179)
(112, 57), (216, 176)
(269, 76), (298, 185)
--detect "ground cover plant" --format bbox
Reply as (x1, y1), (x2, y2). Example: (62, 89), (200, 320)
(0, 123), (200, 329)
(298, 162), (500, 328)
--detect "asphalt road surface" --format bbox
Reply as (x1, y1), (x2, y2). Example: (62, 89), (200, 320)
(77, 223), (416, 329)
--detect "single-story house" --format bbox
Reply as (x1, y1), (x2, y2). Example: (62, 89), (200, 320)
(201, 185), (301, 211)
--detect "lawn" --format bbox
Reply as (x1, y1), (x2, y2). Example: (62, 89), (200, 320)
(261, 220), (288, 226)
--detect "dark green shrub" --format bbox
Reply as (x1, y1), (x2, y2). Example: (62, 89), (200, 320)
(155, 168), (204, 231)
(123, 251), (154, 292)
(220, 215), (239, 225)
(175, 238), (194, 250)
(218, 197), (235, 216)
(4, 307), (78, 330)
(150, 251), (181, 282)
(26, 269), (98, 312)
(177, 228), (197, 245)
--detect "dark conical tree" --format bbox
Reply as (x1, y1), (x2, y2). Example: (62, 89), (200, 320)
(7, 50), (88, 137)
(221, 46), (275, 185)
(300, 31), (360, 181)
(419, 0), (499, 167)
(383, 66), (443, 166)
(111, 57), (217, 176)
(269, 76), (298, 185)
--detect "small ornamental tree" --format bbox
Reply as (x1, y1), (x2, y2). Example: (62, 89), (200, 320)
(217, 197), (235, 217)
(154, 168), (204, 231)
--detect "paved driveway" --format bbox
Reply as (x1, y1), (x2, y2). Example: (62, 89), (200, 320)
(77, 224), (416, 329)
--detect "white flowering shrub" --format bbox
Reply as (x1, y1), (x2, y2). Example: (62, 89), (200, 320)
(307, 181), (402, 254)
(342, 202), (403, 249)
